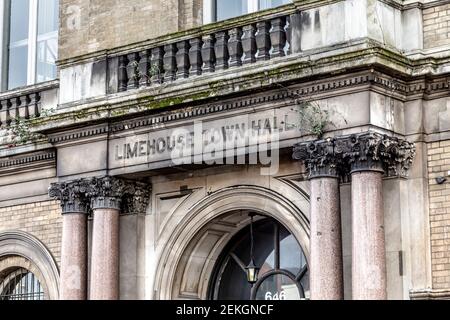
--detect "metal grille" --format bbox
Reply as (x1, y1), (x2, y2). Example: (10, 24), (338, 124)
(0, 268), (45, 300)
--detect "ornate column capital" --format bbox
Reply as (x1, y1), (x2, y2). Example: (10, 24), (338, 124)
(86, 176), (151, 213)
(121, 181), (151, 215)
(335, 132), (416, 176)
(50, 177), (151, 214)
(49, 180), (91, 214)
(293, 132), (416, 179)
(293, 138), (342, 179)
(86, 176), (125, 210)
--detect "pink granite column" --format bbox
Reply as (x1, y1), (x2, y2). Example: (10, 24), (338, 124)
(293, 138), (344, 300)
(49, 180), (90, 300)
(60, 213), (88, 300)
(310, 177), (344, 300)
(90, 207), (120, 300)
(351, 171), (387, 300)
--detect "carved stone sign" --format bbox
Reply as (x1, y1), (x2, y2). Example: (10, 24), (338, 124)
(108, 107), (300, 172)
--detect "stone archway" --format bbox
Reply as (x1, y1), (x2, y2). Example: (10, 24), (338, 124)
(0, 231), (60, 300)
(153, 185), (310, 300)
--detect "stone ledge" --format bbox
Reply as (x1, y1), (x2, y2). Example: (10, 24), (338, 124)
(410, 289), (450, 300)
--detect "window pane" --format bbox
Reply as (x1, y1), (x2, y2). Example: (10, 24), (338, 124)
(8, 0), (30, 89)
(37, 36), (57, 82)
(280, 227), (306, 275)
(216, 0), (248, 21)
(259, 0), (291, 10)
(10, 0), (30, 42)
(0, 269), (45, 301)
(38, 0), (59, 35)
(8, 46), (28, 90)
(37, 0), (59, 82)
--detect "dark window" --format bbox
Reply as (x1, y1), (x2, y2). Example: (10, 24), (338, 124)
(0, 268), (45, 300)
(211, 218), (309, 300)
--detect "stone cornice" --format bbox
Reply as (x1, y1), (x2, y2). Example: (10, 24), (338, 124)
(0, 150), (55, 170)
(294, 132), (416, 180)
(49, 176), (151, 214)
(42, 69), (450, 146)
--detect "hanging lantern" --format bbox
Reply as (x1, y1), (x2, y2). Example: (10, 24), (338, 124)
(246, 258), (260, 284)
(246, 214), (260, 284)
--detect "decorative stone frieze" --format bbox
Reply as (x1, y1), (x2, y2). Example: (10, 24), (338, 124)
(49, 176), (151, 214)
(294, 132), (416, 179)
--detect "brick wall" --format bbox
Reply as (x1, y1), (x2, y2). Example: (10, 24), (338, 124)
(59, 0), (203, 61)
(428, 141), (450, 289)
(0, 201), (62, 266)
(423, 4), (450, 49)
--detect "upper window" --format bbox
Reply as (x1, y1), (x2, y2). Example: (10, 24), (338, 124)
(214, 0), (291, 22)
(6, 0), (59, 91)
(0, 268), (45, 300)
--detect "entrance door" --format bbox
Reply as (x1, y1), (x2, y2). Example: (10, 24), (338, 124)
(210, 217), (310, 300)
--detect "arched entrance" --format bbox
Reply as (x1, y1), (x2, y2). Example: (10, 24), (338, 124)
(210, 217), (309, 300)
(153, 185), (310, 300)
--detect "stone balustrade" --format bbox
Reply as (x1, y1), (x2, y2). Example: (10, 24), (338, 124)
(0, 82), (58, 130)
(114, 12), (293, 93)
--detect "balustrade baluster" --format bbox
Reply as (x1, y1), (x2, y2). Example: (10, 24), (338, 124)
(151, 47), (165, 84)
(0, 100), (5, 127)
(201, 35), (216, 73)
(189, 37), (203, 76)
(10, 97), (20, 125)
(270, 17), (287, 58)
(242, 25), (257, 64)
(118, 55), (129, 92)
(5, 100), (11, 127)
(19, 95), (30, 120)
(228, 27), (243, 68)
(29, 93), (40, 118)
(127, 53), (140, 90)
(215, 31), (229, 71)
(139, 50), (151, 87)
(176, 40), (190, 79)
(163, 44), (177, 82)
(285, 15), (292, 55)
(256, 21), (271, 61)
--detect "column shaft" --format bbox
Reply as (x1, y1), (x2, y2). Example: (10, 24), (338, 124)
(351, 171), (387, 300)
(90, 208), (120, 300)
(310, 177), (344, 300)
(60, 213), (88, 300)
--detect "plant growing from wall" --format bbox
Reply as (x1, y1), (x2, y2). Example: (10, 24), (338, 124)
(6, 108), (56, 147)
(293, 101), (330, 139)
(274, 83), (347, 140)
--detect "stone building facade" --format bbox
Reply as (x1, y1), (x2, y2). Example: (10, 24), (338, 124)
(1, 0), (450, 300)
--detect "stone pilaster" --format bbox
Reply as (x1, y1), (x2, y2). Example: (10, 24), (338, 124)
(293, 138), (344, 300)
(49, 180), (91, 300)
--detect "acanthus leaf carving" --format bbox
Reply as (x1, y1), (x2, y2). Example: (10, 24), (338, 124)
(295, 132), (416, 180)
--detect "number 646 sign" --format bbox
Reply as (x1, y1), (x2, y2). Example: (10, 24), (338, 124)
(265, 291), (286, 300)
